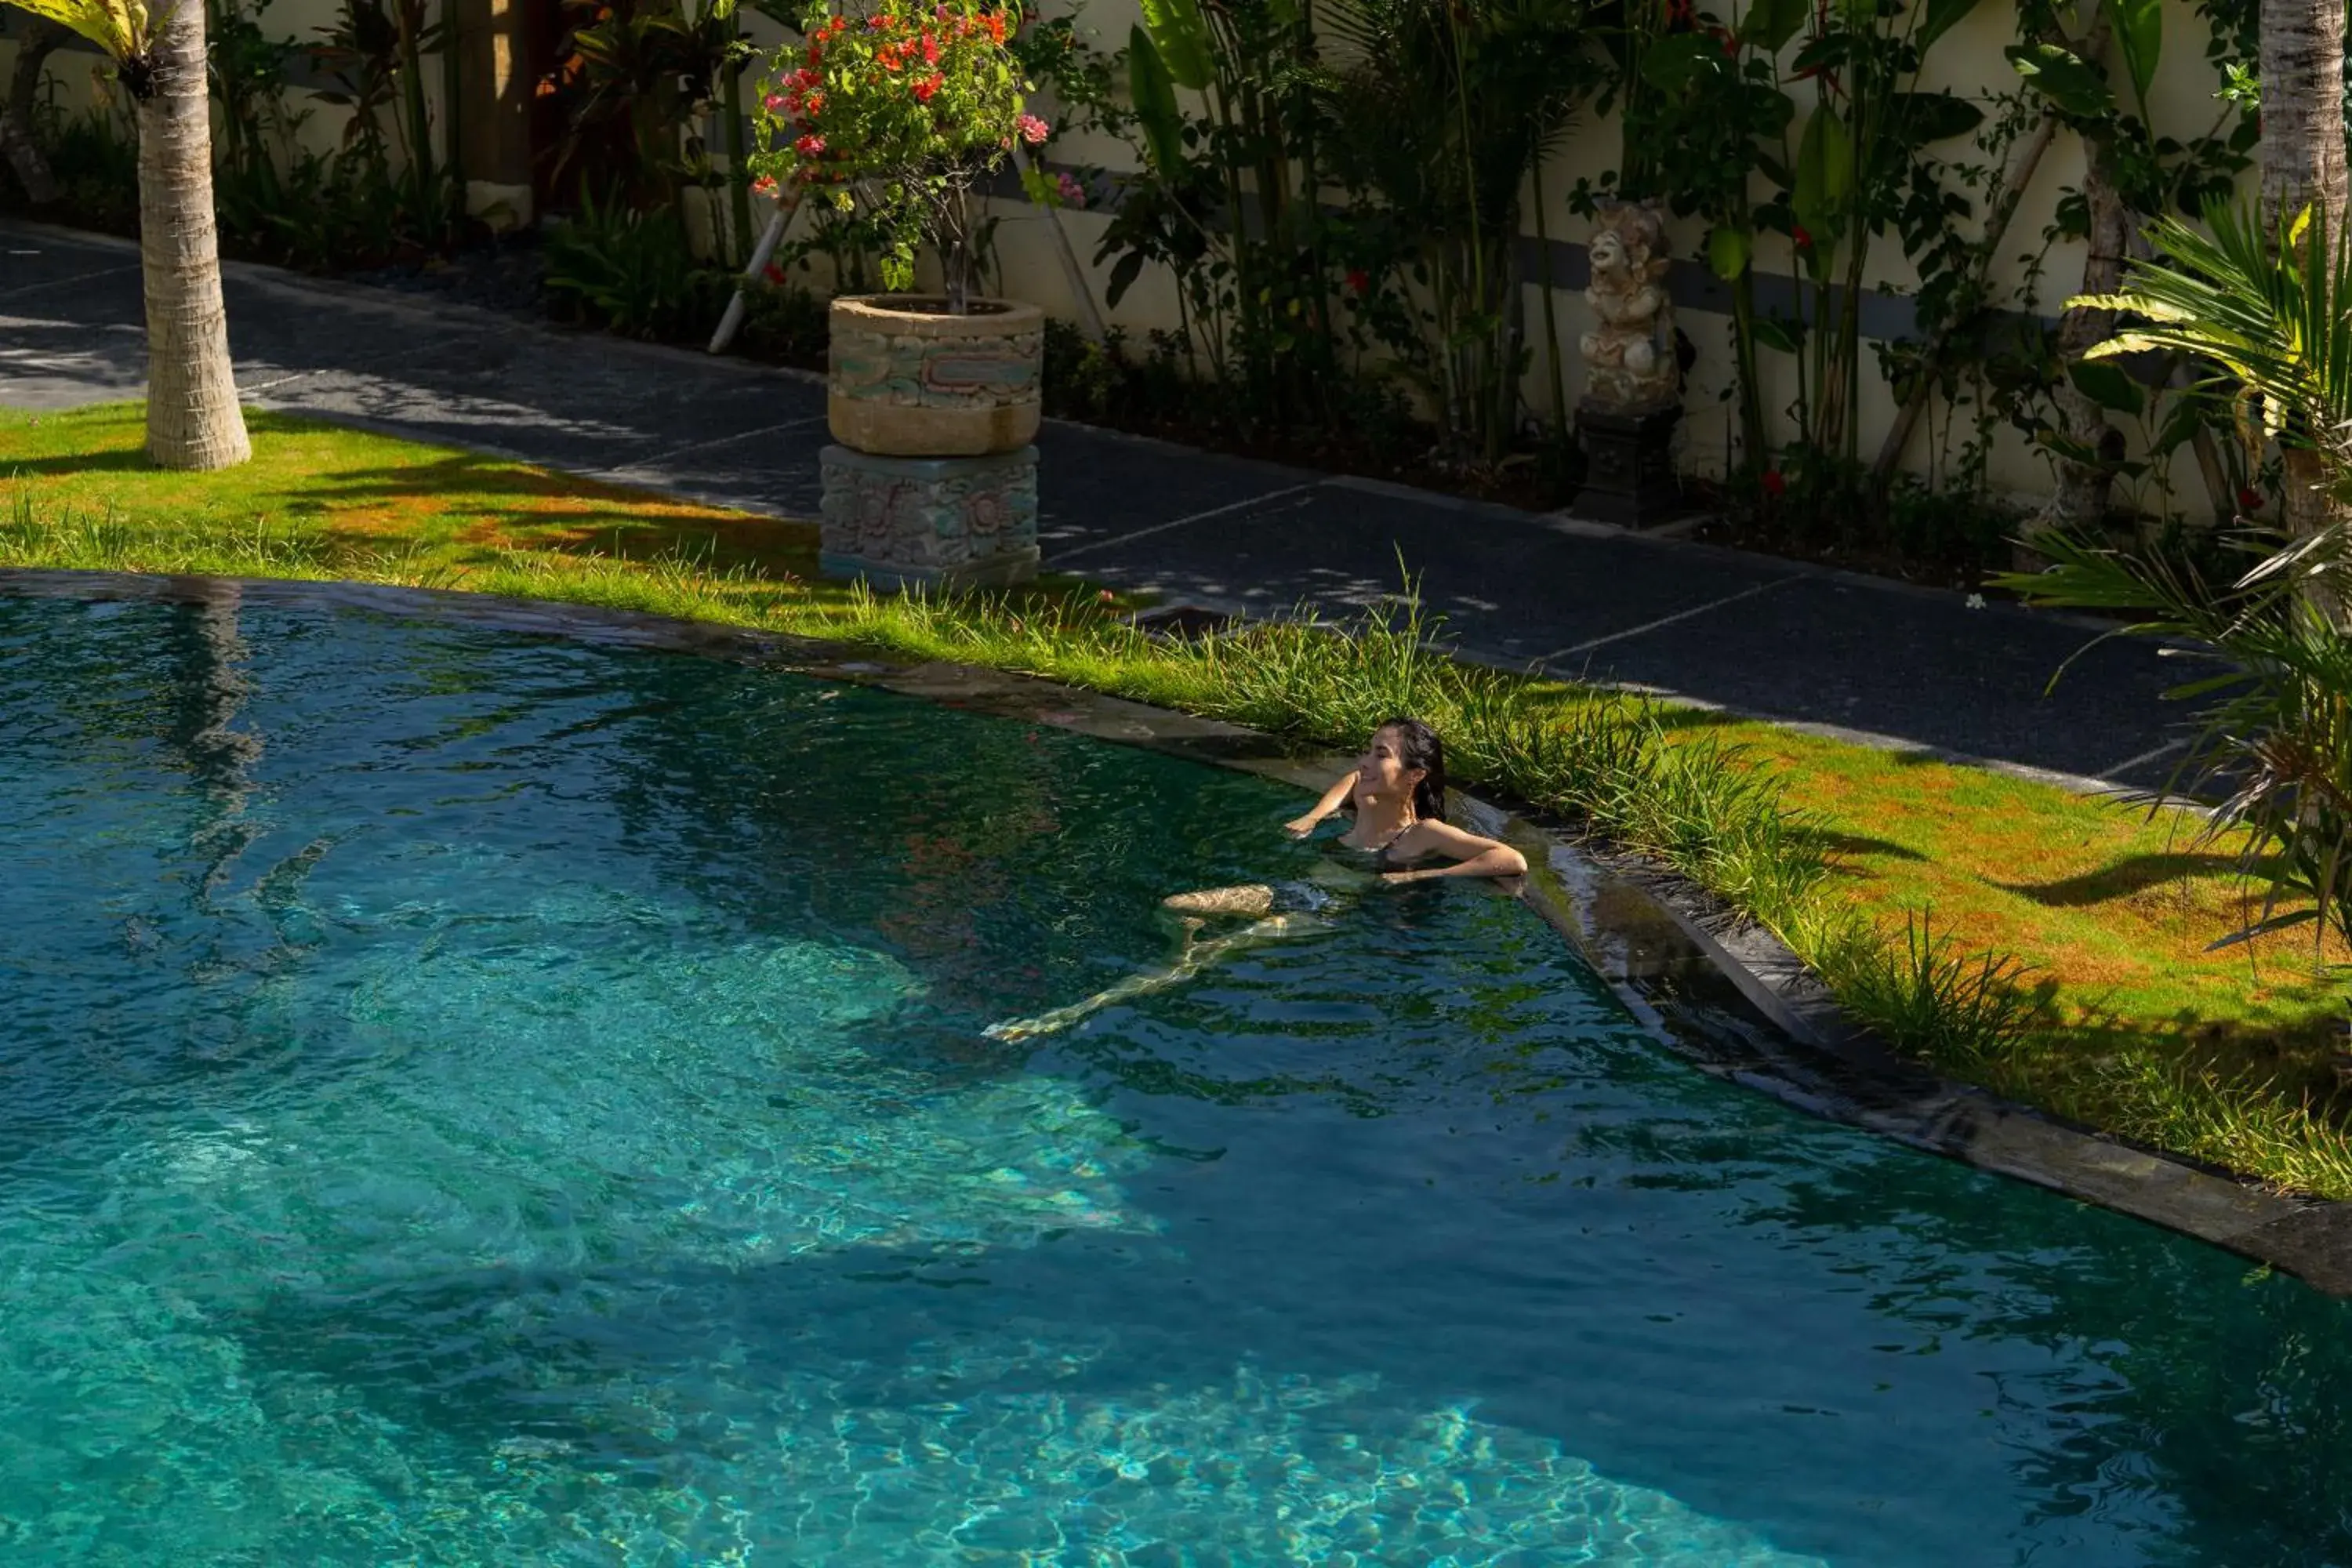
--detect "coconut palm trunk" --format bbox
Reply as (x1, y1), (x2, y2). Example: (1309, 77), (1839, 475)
(134, 0), (251, 470)
(2259, 0), (2348, 552)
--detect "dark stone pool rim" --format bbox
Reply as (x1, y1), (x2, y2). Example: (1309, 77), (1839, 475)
(9, 566), (2347, 1298)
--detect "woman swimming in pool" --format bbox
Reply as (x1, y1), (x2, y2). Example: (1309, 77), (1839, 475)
(1165, 715), (1526, 918)
(985, 718), (1525, 1041)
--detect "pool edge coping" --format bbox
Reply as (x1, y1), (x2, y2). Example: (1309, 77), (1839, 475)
(9, 564), (2347, 1298)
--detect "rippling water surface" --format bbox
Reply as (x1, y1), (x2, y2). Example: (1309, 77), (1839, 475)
(3, 590), (2350, 1566)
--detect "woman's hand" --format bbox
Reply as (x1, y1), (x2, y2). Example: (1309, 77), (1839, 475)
(1284, 770), (1359, 839)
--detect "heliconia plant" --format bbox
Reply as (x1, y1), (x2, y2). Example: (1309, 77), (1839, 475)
(749, 0), (1044, 314)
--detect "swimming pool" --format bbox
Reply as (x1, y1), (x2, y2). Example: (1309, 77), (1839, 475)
(4, 584), (2350, 1566)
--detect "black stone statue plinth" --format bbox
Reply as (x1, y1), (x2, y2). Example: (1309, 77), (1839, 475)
(1573, 400), (1683, 528)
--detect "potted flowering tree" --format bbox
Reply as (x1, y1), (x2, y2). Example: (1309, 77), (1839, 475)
(752, 0), (1051, 463)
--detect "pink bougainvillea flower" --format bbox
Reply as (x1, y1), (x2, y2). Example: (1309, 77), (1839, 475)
(1017, 112), (1049, 144)
(795, 133), (826, 155)
(1054, 171), (1085, 207)
(764, 92), (787, 111)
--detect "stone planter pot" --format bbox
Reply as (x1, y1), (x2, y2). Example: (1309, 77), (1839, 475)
(826, 295), (1044, 458)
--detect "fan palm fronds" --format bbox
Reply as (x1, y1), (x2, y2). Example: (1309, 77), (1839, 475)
(2004, 203), (2352, 956)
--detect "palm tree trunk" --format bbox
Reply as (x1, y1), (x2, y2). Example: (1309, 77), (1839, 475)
(135, 0), (252, 471)
(2260, 0), (2350, 552)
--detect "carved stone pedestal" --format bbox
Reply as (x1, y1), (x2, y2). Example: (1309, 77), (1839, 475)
(818, 444), (1040, 590)
(1573, 401), (1683, 528)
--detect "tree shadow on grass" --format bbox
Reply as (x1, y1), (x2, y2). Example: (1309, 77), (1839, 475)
(279, 449), (823, 581)
(2019, 998), (2352, 1127)
(1809, 829), (1928, 864)
(1994, 851), (2253, 909)
(2, 447), (158, 477)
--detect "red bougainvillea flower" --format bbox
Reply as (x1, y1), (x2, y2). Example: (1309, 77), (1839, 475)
(1345, 267), (1370, 296)
(764, 261), (787, 284)
(1761, 470), (1788, 498)
(751, 174), (779, 197)
(751, 0), (1040, 297)
(2238, 486), (2264, 512)
(1791, 224), (1813, 249)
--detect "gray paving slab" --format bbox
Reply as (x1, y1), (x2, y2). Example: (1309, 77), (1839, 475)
(0, 218), (2198, 789)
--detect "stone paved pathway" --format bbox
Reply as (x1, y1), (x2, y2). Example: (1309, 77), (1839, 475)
(2, 220), (2197, 787)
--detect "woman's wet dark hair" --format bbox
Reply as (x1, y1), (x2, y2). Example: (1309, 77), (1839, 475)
(1377, 717), (1447, 823)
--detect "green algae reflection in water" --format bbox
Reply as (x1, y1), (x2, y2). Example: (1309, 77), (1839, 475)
(2, 589), (2350, 1566)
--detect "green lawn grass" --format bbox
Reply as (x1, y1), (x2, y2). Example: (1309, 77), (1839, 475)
(9, 401), (2351, 1195)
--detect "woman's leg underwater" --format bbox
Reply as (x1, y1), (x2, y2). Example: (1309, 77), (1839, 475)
(983, 905), (1325, 1043)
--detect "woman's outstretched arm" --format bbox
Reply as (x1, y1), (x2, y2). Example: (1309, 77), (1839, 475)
(1283, 770), (1359, 838)
(1381, 820), (1528, 883)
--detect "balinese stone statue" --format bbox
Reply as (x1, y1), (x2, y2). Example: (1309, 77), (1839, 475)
(1579, 202), (1678, 414)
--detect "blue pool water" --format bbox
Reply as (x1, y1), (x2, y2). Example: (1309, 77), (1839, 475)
(3, 588), (2350, 1566)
